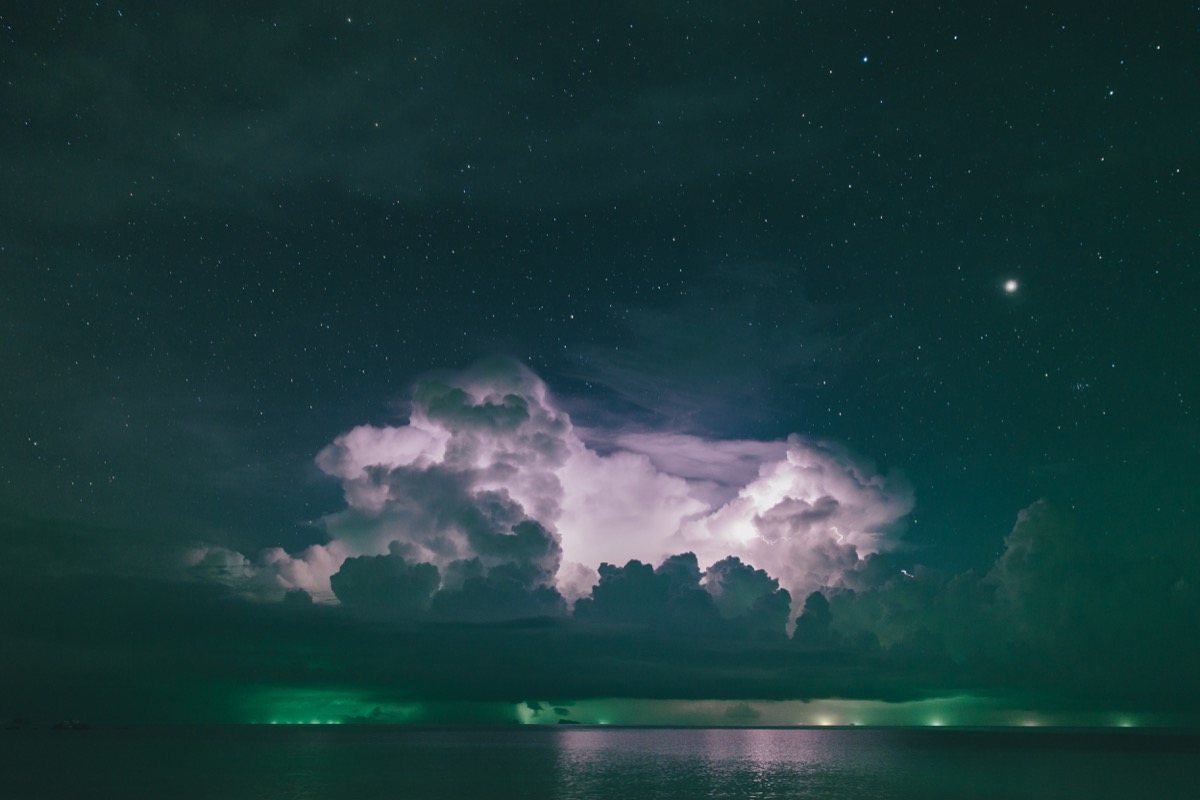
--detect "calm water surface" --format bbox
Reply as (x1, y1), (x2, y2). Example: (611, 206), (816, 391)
(3, 726), (1195, 799)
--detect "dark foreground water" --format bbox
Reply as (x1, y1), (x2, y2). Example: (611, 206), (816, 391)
(3, 726), (1196, 799)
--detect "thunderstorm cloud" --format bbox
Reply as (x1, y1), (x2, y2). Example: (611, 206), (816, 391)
(199, 359), (913, 621)
(159, 361), (1199, 722)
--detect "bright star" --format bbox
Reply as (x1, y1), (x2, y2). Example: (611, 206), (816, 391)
(1004, 279), (1018, 294)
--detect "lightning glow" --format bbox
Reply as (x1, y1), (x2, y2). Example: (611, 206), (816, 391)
(198, 361), (913, 615)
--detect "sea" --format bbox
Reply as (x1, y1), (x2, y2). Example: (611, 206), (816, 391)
(3, 725), (1196, 799)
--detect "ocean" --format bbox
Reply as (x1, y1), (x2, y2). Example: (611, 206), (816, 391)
(3, 725), (1195, 799)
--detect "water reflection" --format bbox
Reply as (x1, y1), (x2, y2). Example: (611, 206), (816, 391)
(5, 726), (1193, 800)
(553, 728), (864, 799)
(557, 727), (1200, 800)
(558, 726), (829, 763)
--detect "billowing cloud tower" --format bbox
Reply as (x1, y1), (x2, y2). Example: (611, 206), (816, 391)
(193, 360), (913, 618)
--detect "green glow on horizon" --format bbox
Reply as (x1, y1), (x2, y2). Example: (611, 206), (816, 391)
(505, 697), (1179, 727)
(241, 691), (1180, 727)
(243, 687), (389, 725)
(520, 695), (998, 729)
(249, 689), (532, 725)
(511, 696), (999, 727)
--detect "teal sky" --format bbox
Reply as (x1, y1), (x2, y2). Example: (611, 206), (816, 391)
(1, 2), (1197, 725)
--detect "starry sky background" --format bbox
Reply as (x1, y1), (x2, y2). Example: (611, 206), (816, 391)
(1, 1), (1197, 725)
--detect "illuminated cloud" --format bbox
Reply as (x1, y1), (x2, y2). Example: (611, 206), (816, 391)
(200, 360), (913, 616)
(674, 436), (912, 599)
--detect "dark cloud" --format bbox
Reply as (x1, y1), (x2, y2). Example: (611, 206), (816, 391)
(722, 701), (762, 725)
(704, 556), (792, 639)
(331, 546), (440, 615)
(792, 591), (836, 649)
(817, 502), (1200, 711)
(2, 499), (1198, 723)
(573, 554), (718, 628)
(430, 562), (568, 623)
(324, 473), (565, 621)
(460, 506), (561, 579)
(283, 587), (314, 605)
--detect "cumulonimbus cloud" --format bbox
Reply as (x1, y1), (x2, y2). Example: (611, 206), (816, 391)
(192, 359), (913, 614)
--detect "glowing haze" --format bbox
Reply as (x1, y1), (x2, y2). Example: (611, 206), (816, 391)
(195, 360), (913, 614)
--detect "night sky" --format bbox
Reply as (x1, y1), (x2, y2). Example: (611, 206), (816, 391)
(2, 2), (1198, 726)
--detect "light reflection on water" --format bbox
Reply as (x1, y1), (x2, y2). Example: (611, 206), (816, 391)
(551, 727), (1196, 800)
(554, 727), (892, 799)
(3, 725), (1196, 800)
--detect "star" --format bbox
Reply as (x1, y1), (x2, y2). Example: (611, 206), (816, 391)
(1004, 279), (1019, 294)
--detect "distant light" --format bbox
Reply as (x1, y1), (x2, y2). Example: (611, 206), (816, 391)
(1004, 279), (1018, 294)
(862, 56), (869, 63)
